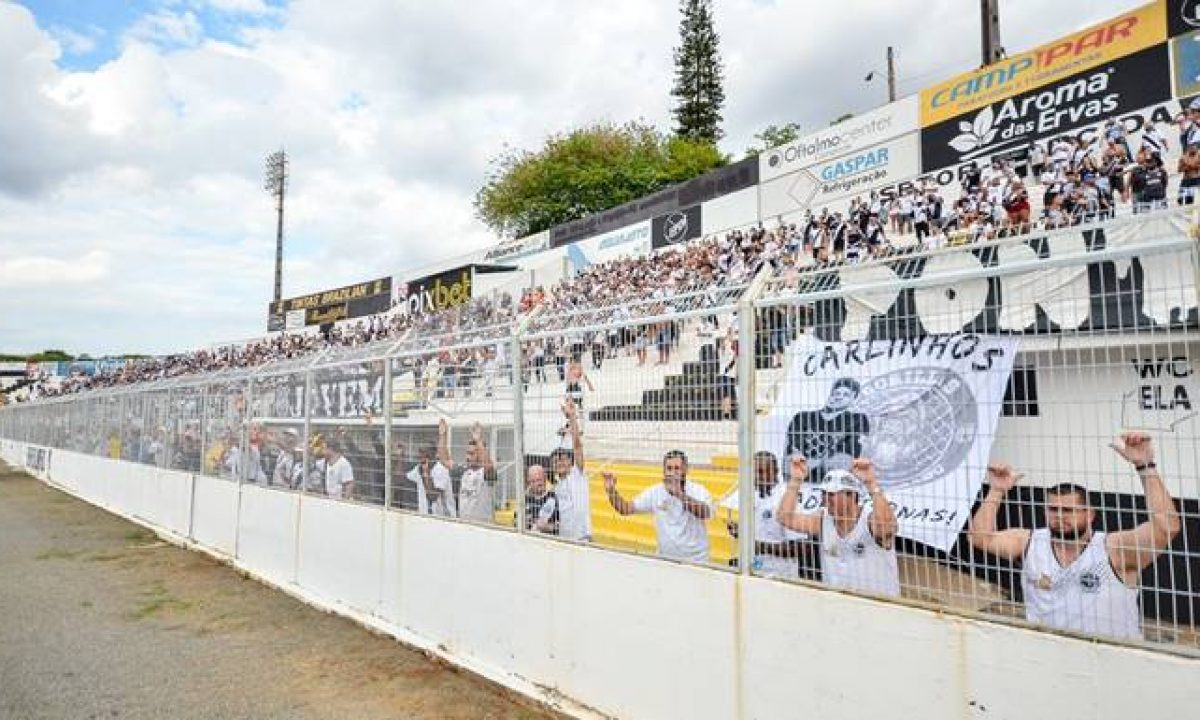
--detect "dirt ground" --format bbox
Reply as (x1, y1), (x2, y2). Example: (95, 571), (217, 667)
(0, 462), (562, 720)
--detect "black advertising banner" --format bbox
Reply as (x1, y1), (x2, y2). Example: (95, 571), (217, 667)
(650, 205), (703, 249)
(920, 43), (1172, 171)
(549, 157), (757, 248)
(396, 266), (473, 316)
(1168, 0), (1200, 37)
(266, 276), (392, 330)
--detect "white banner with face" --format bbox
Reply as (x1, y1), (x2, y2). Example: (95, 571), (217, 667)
(759, 332), (1018, 551)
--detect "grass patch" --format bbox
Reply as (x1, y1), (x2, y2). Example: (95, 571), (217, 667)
(35, 548), (79, 561)
(129, 581), (192, 621)
(86, 551), (125, 563)
(123, 528), (155, 543)
(80, 600), (93, 608)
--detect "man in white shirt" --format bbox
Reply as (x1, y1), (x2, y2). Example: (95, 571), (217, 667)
(722, 452), (816, 578)
(548, 399), (592, 541)
(967, 433), (1180, 640)
(602, 450), (714, 564)
(271, 428), (303, 488)
(776, 455), (901, 597)
(320, 438), (355, 500)
(405, 445), (456, 517)
(437, 419), (496, 524)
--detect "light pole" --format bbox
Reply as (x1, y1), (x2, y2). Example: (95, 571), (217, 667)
(264, 149), (289, 304)
(863, 46), (897, 104)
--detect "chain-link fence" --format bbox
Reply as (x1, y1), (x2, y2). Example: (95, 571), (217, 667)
(2, 208), (1198, 654)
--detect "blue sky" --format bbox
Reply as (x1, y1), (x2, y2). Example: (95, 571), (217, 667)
(23, 0), (284, 70)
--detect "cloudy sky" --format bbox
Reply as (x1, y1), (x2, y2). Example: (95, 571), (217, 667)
(0, 0), (1144, 355)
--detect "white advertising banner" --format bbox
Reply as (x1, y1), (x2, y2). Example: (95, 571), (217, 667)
(759, 332), (1018, 551)
(482, 230), (551, 263)
(758, 95), (919, 183)
(566, 220), (652, 269)
(758, 132), (921, 221)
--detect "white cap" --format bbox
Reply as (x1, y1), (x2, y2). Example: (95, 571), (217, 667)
(820, 469), (863, 495)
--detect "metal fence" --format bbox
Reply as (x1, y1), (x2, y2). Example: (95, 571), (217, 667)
(2, 208), (1198, 654)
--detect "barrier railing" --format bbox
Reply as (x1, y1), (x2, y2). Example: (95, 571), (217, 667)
(3, 207), (1198, 654)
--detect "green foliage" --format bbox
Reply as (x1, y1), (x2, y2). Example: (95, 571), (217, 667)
(0, 349), (74, 362)
(474, 121), (725, 238)
(744, 122), (803, 158)
(671, 0), (725, 142)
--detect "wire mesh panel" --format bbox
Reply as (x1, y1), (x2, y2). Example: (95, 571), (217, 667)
(198, 378), (248, 481)
(755, 216), (1200, 651)
(303, 360), (387, 505)
(385, 336), (518, 529)
(525, 304), (743, 568)
(246, 370), (308, 492)
(167, 386), (205, 473)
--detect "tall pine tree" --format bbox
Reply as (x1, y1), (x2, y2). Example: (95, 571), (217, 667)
(671, 0), (725, 143)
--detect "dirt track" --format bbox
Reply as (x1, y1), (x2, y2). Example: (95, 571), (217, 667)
(0, 462), (558, 720)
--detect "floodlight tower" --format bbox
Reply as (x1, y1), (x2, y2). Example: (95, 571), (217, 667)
(264, 148), (289, 304)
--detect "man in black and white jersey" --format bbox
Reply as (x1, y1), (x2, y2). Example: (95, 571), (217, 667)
(968, 433), (1181, 640)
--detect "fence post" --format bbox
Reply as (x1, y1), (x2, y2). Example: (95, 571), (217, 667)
(510, 305), (543, 534)
(382, 359), (393, 507)
(736, 269), (772, 576)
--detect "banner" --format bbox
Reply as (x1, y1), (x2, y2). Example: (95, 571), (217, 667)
(549, 157), (758, 248)
(760, 96), (919, 183)
(759, 333), (1017, 551)
(920, 43), (1172, 170)
(651, 205), (703, 249)
(759, 133), (921, 220)
(920, 1), (1166, 126)
(482, 230), (550, 263)
(1168, 0), (1200, 37)
(267, 276), (392, 330)
(566, 220), (652, 270)
(396, 266), (473, 316)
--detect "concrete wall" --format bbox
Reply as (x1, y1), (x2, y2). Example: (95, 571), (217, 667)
(2, 440), (1197, 720)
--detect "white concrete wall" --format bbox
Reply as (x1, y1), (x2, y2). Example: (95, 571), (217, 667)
(7, 445), (1199, 720)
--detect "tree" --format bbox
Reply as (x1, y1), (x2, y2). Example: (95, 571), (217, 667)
(671, 0), (725, 143)
(744, 122), (803, 158)
(474, 121), (725, 238)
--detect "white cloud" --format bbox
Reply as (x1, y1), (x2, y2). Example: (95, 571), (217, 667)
(125, 9), (203, 48)
(48, 25), (100, 55)
(203, 0), (275, 15)
(0, 0), (1148, 355)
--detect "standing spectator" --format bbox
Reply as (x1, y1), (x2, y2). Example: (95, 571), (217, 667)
(602, 450), (714, 563)
(437, 419), (496, 524)
(776, 456), (900, 597)
(405, 444), (456, 517)
(1178, 143), (1200, 205)
(550, 399), (592, 542)
(723, 451), (809, 578)
(967, 433), (1180, 640)
(319, 438), (355, 500)
(564, 358), (594, 414)
(524, 465), (559, 534)
(271, 428), (303, 488)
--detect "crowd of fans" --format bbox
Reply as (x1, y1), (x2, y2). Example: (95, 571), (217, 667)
(8, 117), (1193, 403)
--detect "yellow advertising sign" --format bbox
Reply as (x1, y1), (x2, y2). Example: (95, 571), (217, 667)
(919, 1), (1166, 126)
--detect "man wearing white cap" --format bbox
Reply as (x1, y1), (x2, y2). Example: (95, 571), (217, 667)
(776, 455), (901, 598)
